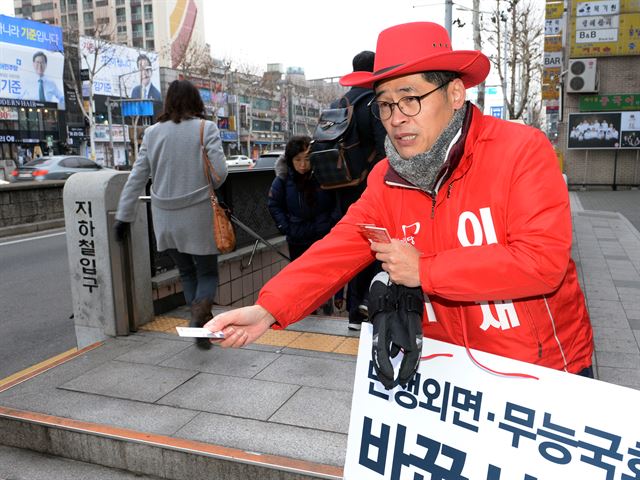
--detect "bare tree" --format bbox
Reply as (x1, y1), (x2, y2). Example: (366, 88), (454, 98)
(63, 23), (117, 161)
(484, 0), (544, 122)
(473, 0), (485, 112)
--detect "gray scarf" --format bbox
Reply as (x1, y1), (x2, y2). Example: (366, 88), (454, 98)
(386, 103), (467, 193)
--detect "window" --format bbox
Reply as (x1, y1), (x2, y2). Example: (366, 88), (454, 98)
(117, 24), (127, 33)
(83, 11), (93, 23)
(59, 158), (76, 168)
(43, 109), (58, 133)
(145, 39), (154, 50)
(76, 158), (99, 168)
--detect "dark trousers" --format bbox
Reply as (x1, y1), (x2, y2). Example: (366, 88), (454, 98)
(347, 260), (382, 321)
(166, 249), (219, 305)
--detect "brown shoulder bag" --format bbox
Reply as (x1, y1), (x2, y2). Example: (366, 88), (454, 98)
(200, 120), (236, 254)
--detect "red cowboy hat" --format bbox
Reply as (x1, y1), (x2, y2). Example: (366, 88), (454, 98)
(340, 22), (490, 89)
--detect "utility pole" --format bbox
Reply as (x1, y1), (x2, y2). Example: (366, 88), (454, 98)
(445, 0), (453, 38)
(473, 0), (485, 112)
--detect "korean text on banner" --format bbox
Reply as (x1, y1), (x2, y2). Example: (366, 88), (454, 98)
(344, 323), (640, 480)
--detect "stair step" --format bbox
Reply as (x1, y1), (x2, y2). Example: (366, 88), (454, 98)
(0, 444), (164, 480)
(0, 407), (342, 480)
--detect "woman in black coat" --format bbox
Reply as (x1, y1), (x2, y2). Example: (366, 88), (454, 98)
(267, 135), (339, 260)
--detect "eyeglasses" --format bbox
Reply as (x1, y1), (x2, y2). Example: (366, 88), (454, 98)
(368, 81), (451, 121)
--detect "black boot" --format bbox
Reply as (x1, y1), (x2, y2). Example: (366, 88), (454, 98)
(190, 298), (213, 350)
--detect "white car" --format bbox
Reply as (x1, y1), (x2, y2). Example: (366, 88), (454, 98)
(226, 155), (253, 169)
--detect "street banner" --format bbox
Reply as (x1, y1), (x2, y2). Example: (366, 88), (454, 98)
(79, 37), (161, 100)
(345, 323), (640, 479)
(0, 15), (65, 109)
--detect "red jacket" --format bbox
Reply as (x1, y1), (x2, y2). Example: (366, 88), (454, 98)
(258, 104), (593, 373)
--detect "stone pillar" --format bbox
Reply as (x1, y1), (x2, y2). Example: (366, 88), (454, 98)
(63, 170), (153, 348)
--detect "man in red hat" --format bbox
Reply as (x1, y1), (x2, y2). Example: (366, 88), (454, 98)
(206, 22), (594, 378)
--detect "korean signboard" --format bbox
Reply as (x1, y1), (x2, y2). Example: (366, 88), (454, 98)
(345, 324), (640, 479)
(568, 111), (640, 148)
(570, 0), (640, 57)
(79, 37), (161, 100)
(0, 15), (65, 109)
(580, 93), (640, 111)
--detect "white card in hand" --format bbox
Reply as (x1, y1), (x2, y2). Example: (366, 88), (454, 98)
(176, 327), (225, 338)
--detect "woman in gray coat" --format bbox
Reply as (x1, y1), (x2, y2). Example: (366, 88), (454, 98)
(114, 80), (228, 349)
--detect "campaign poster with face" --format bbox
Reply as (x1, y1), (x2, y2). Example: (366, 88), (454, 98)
(0, 15), (65, 109)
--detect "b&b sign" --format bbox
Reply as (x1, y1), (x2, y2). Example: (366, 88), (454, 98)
(344, 324), (640, 479)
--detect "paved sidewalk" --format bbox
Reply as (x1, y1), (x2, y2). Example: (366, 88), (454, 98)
(571, 191), (640, 388)
(0, 192), (639, 478)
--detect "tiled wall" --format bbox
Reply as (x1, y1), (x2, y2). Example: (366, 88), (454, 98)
(151, 238), (289, 308)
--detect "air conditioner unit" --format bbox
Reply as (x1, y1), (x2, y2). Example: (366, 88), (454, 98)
(566, 58), (598, 93)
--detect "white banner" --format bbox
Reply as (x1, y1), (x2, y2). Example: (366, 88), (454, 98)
(345, 324), (640, 479)
(79, 36), (161, 100)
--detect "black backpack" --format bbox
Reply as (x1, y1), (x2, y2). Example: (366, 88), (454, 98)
(309, 90), (377, 189)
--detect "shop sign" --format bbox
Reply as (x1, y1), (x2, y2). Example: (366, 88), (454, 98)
(543, 51), (563, 68)
(220, 130), (238, 142)
(580, 93), (640, 111)
(542, 83), (560, 101)
(0, 134), (17, 142)
(545, 1), (565, 19)
(545, 18), (564, 35)
(544, 34), (563, 51)
(67, 126), (86, 138)
(0, 98), (49, 108)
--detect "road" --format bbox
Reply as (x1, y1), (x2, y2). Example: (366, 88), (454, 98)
(0, 230), (76, 379)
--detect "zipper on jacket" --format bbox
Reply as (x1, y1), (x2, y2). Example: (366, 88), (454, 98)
(523, 302), (544, 359)
(447, 182), (454, 198)
(430, 195), (436, 218)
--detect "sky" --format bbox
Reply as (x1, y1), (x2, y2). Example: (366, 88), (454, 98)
(0, 0), (483, 80)
(201, 0), (480, 80)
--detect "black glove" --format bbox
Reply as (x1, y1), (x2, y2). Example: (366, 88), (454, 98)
(370, 272), (400, 390)
(369, 272), (424, 390)
(395, 285), (424, 388)
(113, 220), (130, 243)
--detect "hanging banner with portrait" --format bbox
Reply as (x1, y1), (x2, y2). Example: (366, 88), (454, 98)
(0, 15), (65, 109)
(79, 37), (161, 102)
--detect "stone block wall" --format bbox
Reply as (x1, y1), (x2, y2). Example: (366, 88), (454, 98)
(0, 182), (66, 235)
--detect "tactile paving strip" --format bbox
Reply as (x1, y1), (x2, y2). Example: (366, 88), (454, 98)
(142, 316), (359, 356)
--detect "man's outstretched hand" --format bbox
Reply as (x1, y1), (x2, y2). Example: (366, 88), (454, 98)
(204, 305), (276, 348)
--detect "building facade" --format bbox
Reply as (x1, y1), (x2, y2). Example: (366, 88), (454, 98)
(546, 0), (640, 188)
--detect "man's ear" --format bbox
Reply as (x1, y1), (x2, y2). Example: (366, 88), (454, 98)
(449, 78), (466, 109)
